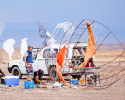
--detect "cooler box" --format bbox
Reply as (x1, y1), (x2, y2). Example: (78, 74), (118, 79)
(71, 79), (79, 85)
(5, 76), (19, 85)
(24, 81), (34, 89)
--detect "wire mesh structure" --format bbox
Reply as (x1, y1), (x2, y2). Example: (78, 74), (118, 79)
(41, 19), (125, 90)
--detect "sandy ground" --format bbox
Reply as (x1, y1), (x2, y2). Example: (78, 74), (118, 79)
(0, 64), (125, 100)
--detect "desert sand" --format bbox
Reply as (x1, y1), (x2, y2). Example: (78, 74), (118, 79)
(0, 50), (125, 100)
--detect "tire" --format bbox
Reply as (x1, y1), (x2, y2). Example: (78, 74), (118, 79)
(49, 67), (59, 81)
(12, 67), (22, 79)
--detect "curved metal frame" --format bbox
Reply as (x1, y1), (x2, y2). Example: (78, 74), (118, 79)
(45, 19), (125, 90)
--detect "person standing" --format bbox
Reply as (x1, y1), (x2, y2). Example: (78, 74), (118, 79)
(24, 46), (43, 81)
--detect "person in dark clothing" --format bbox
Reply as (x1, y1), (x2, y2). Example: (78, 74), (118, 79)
(33, 69), (44, 84)
(0, 69), (5, 78)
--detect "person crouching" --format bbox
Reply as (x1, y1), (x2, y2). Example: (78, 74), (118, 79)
(33, 69), (44, 84)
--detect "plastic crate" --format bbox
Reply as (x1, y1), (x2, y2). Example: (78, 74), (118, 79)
(24, 81), (34, 89)
(71, 79), (79, 85)
(5, 76), (19, 85)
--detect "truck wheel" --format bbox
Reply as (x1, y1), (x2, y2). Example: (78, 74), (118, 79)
(12, 67), (22, 79)
(49, 67), (59, 81)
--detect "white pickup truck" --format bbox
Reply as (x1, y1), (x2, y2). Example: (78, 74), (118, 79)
(8, 42), (89, 80)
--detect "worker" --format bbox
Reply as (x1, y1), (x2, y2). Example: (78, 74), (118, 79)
(0, 69), (5, 78)
(33, 69), (44, 84)
(24, 46), (44, 81)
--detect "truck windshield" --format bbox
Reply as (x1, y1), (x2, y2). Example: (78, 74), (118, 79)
(43, 49), (58, 58)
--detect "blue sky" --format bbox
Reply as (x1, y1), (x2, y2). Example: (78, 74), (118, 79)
(0, 0), (125, 47)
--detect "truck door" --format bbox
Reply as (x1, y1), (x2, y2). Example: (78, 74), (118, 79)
(32, 49), (39, 71)
(37, 48), (48, 74)
(37, 48), (58, 75)
(21, 60), (27, 74)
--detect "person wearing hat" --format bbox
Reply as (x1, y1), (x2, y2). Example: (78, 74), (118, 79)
(24, 46), (44, 81)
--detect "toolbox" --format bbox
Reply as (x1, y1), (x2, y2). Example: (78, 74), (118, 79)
(24, 81), (34, 89)
(71, 79), (79, 85)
